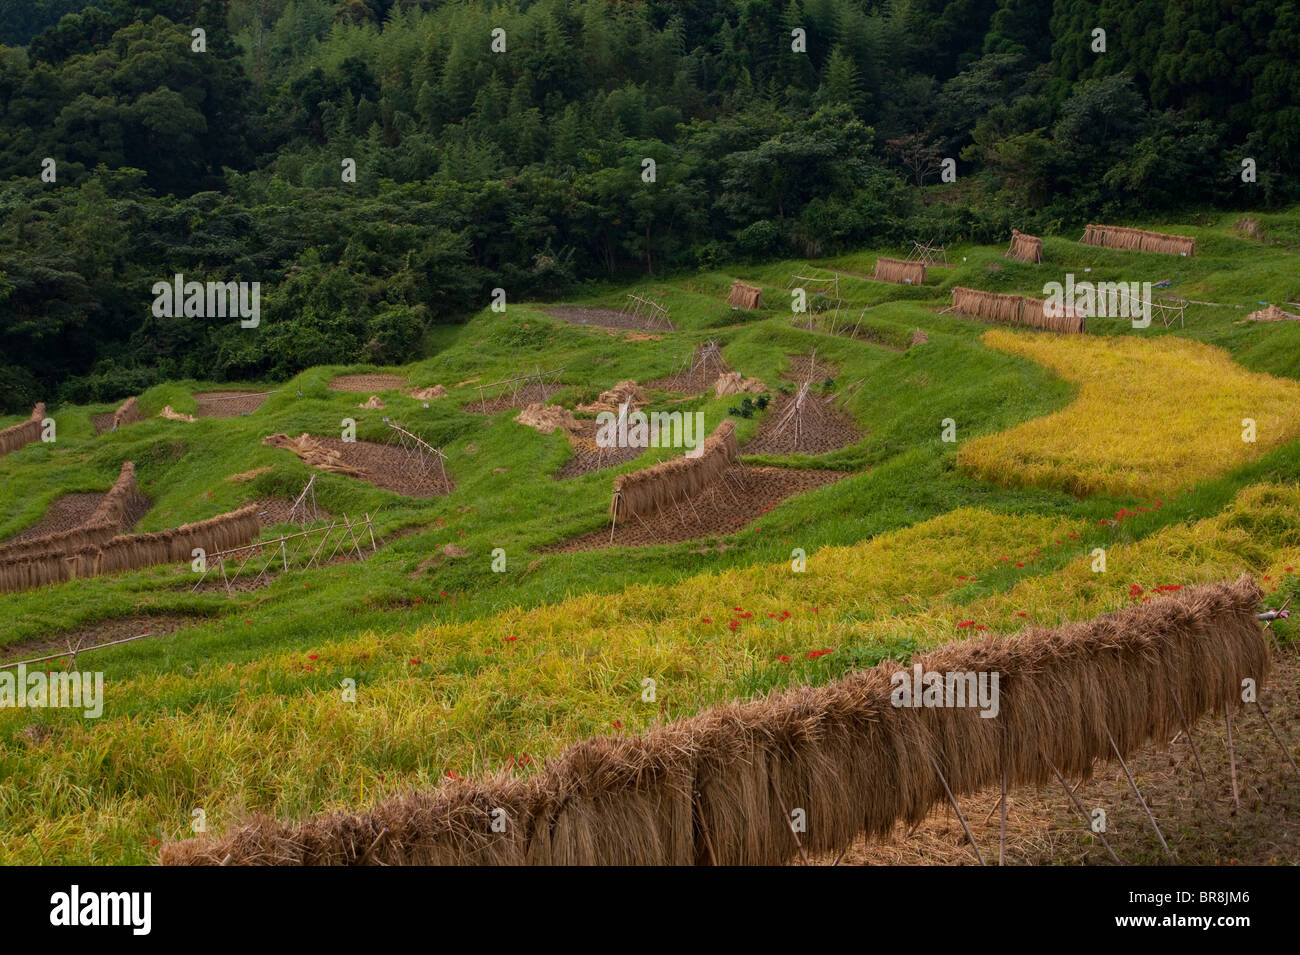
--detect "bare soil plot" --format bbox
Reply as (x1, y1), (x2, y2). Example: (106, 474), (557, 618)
(3, 491), (150, 543)
(0, 613), (201, 664)
(544, 466), (848, 550)
(249, 498), (334, 527)
(646, 343), (732, 394)
(462, 381), (564, 414)
(783, 353), (839, 383)
(555, 420), (648, 478)
(194, 391), (271, 417)
(277, 435), (452, 498)
(328, 374), (408, 392)
(742, 392), (862, 456)
(545, 305), (666, 331)
(822, 650), (1300, 866)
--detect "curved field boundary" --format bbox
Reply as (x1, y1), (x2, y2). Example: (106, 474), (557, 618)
(162, 577), (1267, 865)
(0, 463), (142, 563)
(960, 330), (1300, 498)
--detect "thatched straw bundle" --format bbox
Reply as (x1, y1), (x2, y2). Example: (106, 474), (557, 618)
(952, 287), (1024, 324)
(728, 281), (762, 309)
(87, 462), (141, 528)
(263, 433), (366, 478)
(0, 403), (44, 456)
(1021, 296), (1086, 334)
(0, 523), (119, 565)
(162, 577), (1268, 866)
(577, 381), (647, 415)
(1006, 230), (1043, 264)
(1081, 224), (1195, 256)
(515, 403), (582, 436)
(0, 462), (143, 570)
(951, 287), (1084, 334)
(873, 257), (926, 285)
(111, 396), (143, 430)
(1243, 304), (1300, 323)
(0, 504), (259, 593)
(609, 420), (738, 522)
(96, 505), (260, 574)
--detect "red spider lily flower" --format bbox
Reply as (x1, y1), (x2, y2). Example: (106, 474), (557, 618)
(446, 771), (461, 780)
(440, 591), (448, 597)
(976, 625), (987, 630)
(303, 666), (314, 671)
(702, 617), (712, 623)
(956, 620), (975, 628)
(768, 613), (776, 618)
(1017, 612), (1028, 617)
(612, 721), (622, 729)
(308, 654), (318, 660)
(733, 607), (743, 611)
(413, 597), (423, 603)
(779, 655), (790, 663)
(781, 610), (790, 618)
(1015, 562), (1024, 567)
(409, 658), (422, 665)
(505, 636), (517, 642)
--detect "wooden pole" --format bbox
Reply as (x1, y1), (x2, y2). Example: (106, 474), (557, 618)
(1048, 759), (1121, 864)
(927, 752), (985, 866)
(1107, 729), (1173, 857)
(1225, 703), (1241, 808)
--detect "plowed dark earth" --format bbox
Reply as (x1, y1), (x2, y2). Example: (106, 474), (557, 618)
(646, 346), (731, 394)
(249, 497), (334, 527)
(783, 353), (839, 383)
(3, 490), (151, 541)
(328, 374), (408, 392)
(545, 305), (670, 331)
(742, 392), (862, 456)
(555, 420), (648, 478)
(299, 435), (454, 498)
(543, 466), (849, 550)
(463, 382), (565, 413)
(194, 391), (271, 417)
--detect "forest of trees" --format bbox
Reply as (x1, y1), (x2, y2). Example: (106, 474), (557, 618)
(1, 0), (1297, 410)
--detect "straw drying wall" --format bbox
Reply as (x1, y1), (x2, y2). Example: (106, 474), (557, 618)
(161, 577), (1268, 865)
(0, 504), (260, 593)
(1081, 224), (1196, 256)
(951, 287), (1085, 334)
(610, 419), (739, 522)
(873, 257), (926, 285)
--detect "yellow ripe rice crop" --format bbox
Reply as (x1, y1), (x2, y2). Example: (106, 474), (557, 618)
(958, 330), (1300, 498)
(5, 484), (1299, 864)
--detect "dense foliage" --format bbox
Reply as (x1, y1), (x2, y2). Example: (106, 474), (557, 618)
(1, 0), (1296, 410)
